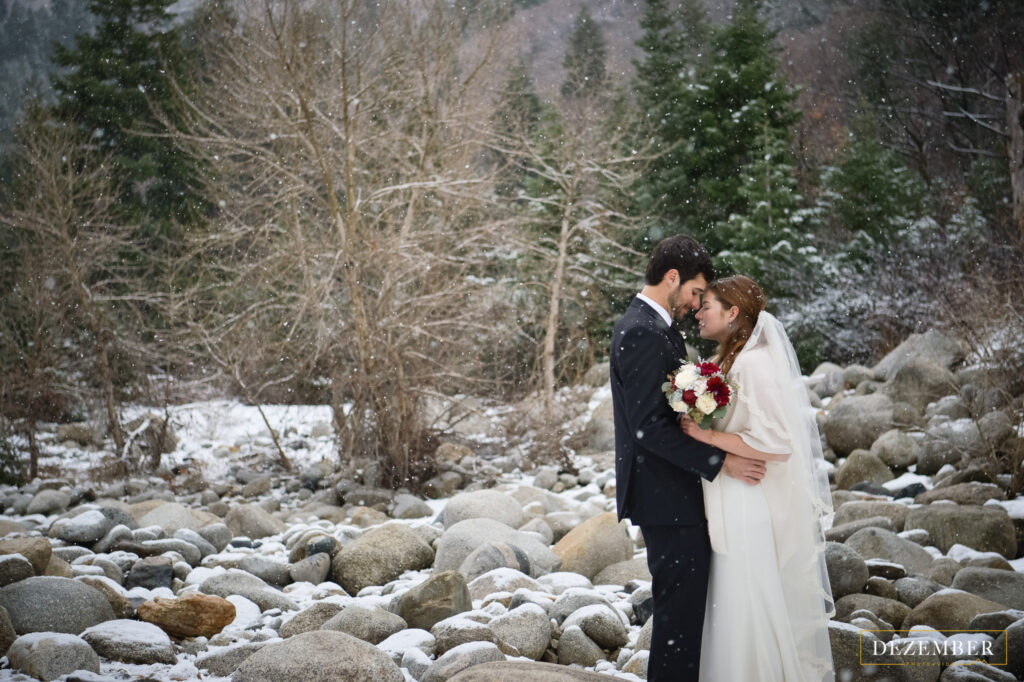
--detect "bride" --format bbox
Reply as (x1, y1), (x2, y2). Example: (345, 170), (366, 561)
(680, 275), (835, 682)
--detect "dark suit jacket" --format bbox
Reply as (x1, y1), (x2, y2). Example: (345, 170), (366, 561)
(611, 297), (725, 526)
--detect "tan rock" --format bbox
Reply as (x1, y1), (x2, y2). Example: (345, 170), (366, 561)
(43, 555), (72, 577)
(552, 512), (632, 581)
(0, 536), (51, 575)
(137, 592), (236, 639)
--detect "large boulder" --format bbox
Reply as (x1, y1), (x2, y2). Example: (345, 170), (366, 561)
(48, 509), (117, 545)
(0, 577), (114, 635)
(884, 358), (958, 414)
(903, 590), (1009, 630)
(467, 568), (542, 602)
(332, 523), (434, 595)
(280, 602), (344, 639)
(7, 632), (100, 680)
(825, 542), (870, 600)
(950, 568), (1024, 610)
(231, 630), (405, 682)
(990, 618), (1024, 680)
(904, 505), (1016, 557)
(873, 329), (964, 381)
(26, 489), (71, 516)
(396, 571), (472, 631)
(808, 362), (846, 399)
(834, 593), (911, 629)
(225, 504), (288, 540)
(561, 603), (628, 650)
(593, 557), (652, 586)
(551, 512), (633, 581)
(835, 450), (894, 489)
(845, 527), (935, 575)
(0, 555), (35, 587)
(435, 519), (561, 578)
(443, 491), (524, 530)
(825, 394), (896, 456)
(459, 542), (534, 582)
(137, 592), (236, 639)
(80, 619), (177, 664)
(916, 419), (984, 474)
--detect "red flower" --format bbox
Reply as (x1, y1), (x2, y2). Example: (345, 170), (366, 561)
(706, 376), (725, 392)
(682, 390), (698, 406)
(715, 386), (731, 407)
(699, 361), (720, 377)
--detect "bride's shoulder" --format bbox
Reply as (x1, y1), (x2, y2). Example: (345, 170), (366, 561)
(733, 345), (772, 371)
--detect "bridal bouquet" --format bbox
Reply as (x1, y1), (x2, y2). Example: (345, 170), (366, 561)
(663, 361), (733, 428)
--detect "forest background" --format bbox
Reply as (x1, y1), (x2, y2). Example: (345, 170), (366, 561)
(1, 0), (1022, 487)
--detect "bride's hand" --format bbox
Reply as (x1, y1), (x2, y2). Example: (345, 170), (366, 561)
(680, 414), (712, 444)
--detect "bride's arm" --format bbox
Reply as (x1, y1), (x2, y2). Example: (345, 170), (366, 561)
(680, 415), (790, 462)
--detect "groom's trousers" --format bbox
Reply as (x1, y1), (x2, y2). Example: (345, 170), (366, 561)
(640, 523), (712, 682)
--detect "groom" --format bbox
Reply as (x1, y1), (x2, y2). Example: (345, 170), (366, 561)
(610, 234), (766, 682)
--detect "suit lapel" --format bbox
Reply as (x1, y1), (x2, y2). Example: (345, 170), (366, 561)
(632, 298), (687, 363)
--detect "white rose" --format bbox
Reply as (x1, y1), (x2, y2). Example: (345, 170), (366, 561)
(676, 365), (700, 387)
(693, 378), (708, 395)
(696, 392), (718, 415)
(670, 400), (686, 413)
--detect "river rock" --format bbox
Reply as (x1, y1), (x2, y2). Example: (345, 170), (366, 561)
(0, 554), (35, 587)
(467, 568), (542, 601)
(26, 489), (71, 516)
(289, 552), (331, 585)
(77, 575), (135, 619)
(904, 590), (1010, 630)
(873, 330), (963, 380)
(80, 619), (177, 664)
(950, 568), (1024, 610)
(231, 630), (404, 682)
(7, 632), (100, 680)
(459, 541), (533, 582)
(435, 519), (560, 578)
(197, 641), (268, 677)
(332, 523), (434, 595)
(825, 542), (870, 600)
(137, 502), (218, 534)
(557, 625), (604, 666)
(321, 604), (407, 644)
(562, 603), (628, 650)
(280, 602), (344, 638)
(126, 556), (174, 590)
(200, 569), (298, 612)
(835, 593), (911, 629)
(904, 505), (1016, 557)
(138, 592), (236, 638)
(846, 527), (935, 574)
(915, 483), (1005, 506)
(49, 510), (115, 545)
(225, 504), (288, 540)
(885, 358), (958, 414)
(396, 570), (472, 631)
(489, 603), (551, 660)
(0, 536), (51, 575)
(422, 641), (506, 682)
(870, 430), (921, 469)
(825, 516), (897, 543)
(443, 490), (525, 530)
(835, 450), (895, 489)
(583, 395), (614, 453)
(824, 393), (896, 456)
(431, 615), (496, 654)
(0, 576), (114, 635)
(552, 512), (632, 581)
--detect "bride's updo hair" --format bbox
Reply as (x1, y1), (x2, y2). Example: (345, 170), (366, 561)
(707, 275), (767, 374)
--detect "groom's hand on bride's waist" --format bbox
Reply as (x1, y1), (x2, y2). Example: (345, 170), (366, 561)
(722, 453), (766, 485)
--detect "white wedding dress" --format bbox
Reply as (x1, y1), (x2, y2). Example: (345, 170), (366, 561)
(699, 313), (835, 682)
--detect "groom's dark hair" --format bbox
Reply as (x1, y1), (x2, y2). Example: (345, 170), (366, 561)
(644, 234), (715, 286)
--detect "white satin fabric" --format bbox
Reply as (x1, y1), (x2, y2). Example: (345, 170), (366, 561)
(699, 312), (835, 682)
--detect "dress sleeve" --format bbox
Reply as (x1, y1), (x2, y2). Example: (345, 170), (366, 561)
(729, 352), (792, 456)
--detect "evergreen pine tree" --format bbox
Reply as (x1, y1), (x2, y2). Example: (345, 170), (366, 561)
(561, 6), (607, 99)
(716, 117), (815, 294)
(631, 0), (711, 237)
(684, 0), (801, 252)
(51, 0), (201, 233)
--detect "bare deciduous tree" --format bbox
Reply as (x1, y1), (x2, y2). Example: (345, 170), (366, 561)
(166, 0), (507, 485)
